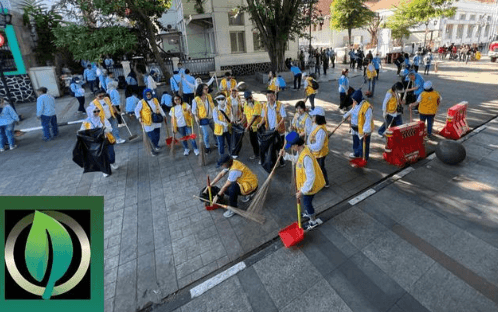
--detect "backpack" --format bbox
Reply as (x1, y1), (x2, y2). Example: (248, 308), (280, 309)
(311, 79), (319, 90)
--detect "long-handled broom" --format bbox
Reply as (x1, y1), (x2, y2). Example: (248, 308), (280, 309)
(197, 122), (206, 166)
(141, 123), (153, 156)
(194, 196), (265, 224)
(120, 113), (139, 141)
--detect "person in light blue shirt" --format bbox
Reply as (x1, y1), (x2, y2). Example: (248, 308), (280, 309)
(161, 91), (173, 113)
(177, 62), (186, 75)
(338, 69), (350, 110)
(404, 53), (410, 68)
(343, 90), (372, 160)
(372, 53), (381, 80)
(125, 89), (140, 114)
(106, 72), (116, 89)
(70, 77), (86, 113)
(0, 98), (20, 151)
(107, 81), (121, 108)
(104, 56), (114, 69)
(182, 69), (196, 104)
(170, 70), (181, 95)
(423, 52), (433, 75)
(413, 52), (421, 73)
(290, 63), (302, 90)
(84, 65), (97, 93)
(36, 87), (58, 141)
(405, 71), (425, 97)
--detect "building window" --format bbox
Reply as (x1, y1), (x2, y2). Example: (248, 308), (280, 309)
(228, 12), (244, 26)
(456, 24), (464, 39)
(484, 25), (490, 37)
(467, 25), (474, 38)
(0, 33), (18, 72)
(445, 24), (453, 39)
(230, 31), (246, 53)
(459, 14), (466, 20)
(252, 32), (266, 51)
(469, 15), (475, 21)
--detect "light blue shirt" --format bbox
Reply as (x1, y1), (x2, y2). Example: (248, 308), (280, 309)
(338, 75), (349, 93)
(161, 94), (173, 107)
(405, 73), (425, 96)
(182, 74), (196, 94)
(178, 68), (186, 75)
(104, 58), (114, 67)
(125, 95), (140, 113)
(343, 100), (373, 134)
(84, 68), (97, 81)
(109, 89), (120, 106)
(100, 74), (107, 90)
(36, 94), (56, 117)
(404, 58), (410, 67)
(170, 74), (182, 92)
(413, 55), (420, 66)
(0, 105), (19, 126)
(126, 76), (137, 86)
(372, 57), (381, 70)
(105, 77), (115, 88)
(70, 82), (85, 97)
(290, 66), (301, 76)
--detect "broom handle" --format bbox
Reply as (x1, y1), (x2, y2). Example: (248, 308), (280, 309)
(164, 116), (171, 137)
(297, 199), (302, 229)
(328, 119), (346, 138)
(362, 135), (366, 161)
(207, 176), (213, 205)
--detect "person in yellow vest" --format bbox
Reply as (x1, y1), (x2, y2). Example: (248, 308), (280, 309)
(378, 82), (404, 137)
(169, 95), (199, 156)
(192, 83), (216, 153)
(303, 73), (317, 110)
(307, 106), (330, 187)
(227, 88), (243, 124)
(91, 89), (126, 144)
(213, 92), (232, 167)
(212, 154), (259, 218)
(220, 72), (237, 97)
(257, 89), (287, 168)
(240, 90), (262, 160)
(267, 70), (280, 100)
(291, 101), (312, 138)
(343, 90), (373, 160)
(135, 88), (167, 155)
(410, 81), (442, 138)
(364, 59), (377, 98)
(279, 131), (325, 230)
(80, 104), (118, 177)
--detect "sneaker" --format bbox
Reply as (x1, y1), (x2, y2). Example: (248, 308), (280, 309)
(116, 138), (126, 144)
(194, 149), (200, 156)
(324, 183), (330, 188)
(241, 193), (255, 203)
(9, 145), (17, 150)
(304, 220), (319, 231)
(232, 155), (238, 159)
(154, 146), (161, 152)
(118, 123), (125, 128)
(223, 210), (235, 218)
(258, 160), (262, 165)
(374, 132), (384, 138)
(111, 163), (119, 170)
(301, 212), (312, 220)
(42, 137), (51, 142)
(151, 151), (157, 157)
(103, 173), (110, 177)
(249, 155), (256, 160)
(184, 149), (190, 156)
(349, 153), (356, 158)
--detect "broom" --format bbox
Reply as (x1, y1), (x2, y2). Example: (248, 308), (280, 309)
(141, 123), (153, 156)
(193, 196), (265, 224)
(170, 122), (176, 159)
(197, 122), (206, 166)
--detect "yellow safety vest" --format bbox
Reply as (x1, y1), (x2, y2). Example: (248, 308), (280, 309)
(195, 95), (215, 119)
(92, 98), (116, 121)
(221, 78), (237, 91)
(386, 90), (398, 114)
(305, 77), (316, 96)
(308, 125), (329, 158)
(138, 98), (161, 126)
(296, 146), (325, 195)
(83, 121), (116, 144)
(243, 101), (262, 131)
(366, 66), (377, 79)
(293, 113), (310, 134)
(230, 160), (258, 195)
(171, 103), (193, 132)
(214, 105), (232, 136)
(264, 101), (286, 134)
(268, 78), (278, 92)
(358, 101), (374, 136)
(418, 90), (440, 115)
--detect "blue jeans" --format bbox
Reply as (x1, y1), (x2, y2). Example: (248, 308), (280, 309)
(0, 123), (15, 147)
(302, 194), (315, 216)
(146, 128), (160, 148)
(200, 124), (212, 148)
(41, 115), (58, 140)
(108, 144), (115, 164)
(378, 115), (403, 136)
(216, 131), (231, 165)
(352, 134), (370, 160)
(178, 126), (198, 150)
(367, 78), (376, 96)
(87, 80), (96, 92)
(108, 117), (121, 140)
(420, 114), (435, 135)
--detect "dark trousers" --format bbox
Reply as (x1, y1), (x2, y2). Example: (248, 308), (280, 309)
(375, 68), (379, 80)
(331, 57), (335, 68)
(339, 92), (347, 109)
(420, 114), (435, 135)
(108, 144), (115, 164)
(424, 65), (430, 75)
(378, 114), (403, 136)
(87, 80), (97, 93)
(41, 115), (58, 140)
(396, 64), (402, 75)
(302, 194), (315, 216)
(146, 128), (160, 148)
(183, 93), (194, 106)
(216, 131), (232, 161)
(76, 96), (85, 112)
(352, 134), (371, 160)
(414, 65), (419, 72)
(350, 59), (356, 68)
(228, 182), (242, 207)
(293, 73), (302, 89)
(308, 93), (316, 110)
(249, 130), (259, 156)
(316, 156), (329, 185)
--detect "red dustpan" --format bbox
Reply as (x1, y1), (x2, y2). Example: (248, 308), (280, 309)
(205, 176), (220, 211)
(349, 136), (368, 168)
(279, 199), (305, 248)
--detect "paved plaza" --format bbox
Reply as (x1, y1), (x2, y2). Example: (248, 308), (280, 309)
(1, 59), (497, 312)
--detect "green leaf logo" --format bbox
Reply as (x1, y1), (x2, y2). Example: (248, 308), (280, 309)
(24, 211), (74, 300)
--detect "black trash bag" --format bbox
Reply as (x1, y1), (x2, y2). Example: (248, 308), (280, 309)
(257, 129), (281, 173)
(199, 186), (227, 206)
(230, 124), (245, 156)
(73, 128), (112, 175)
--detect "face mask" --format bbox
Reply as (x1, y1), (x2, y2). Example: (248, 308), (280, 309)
(217, 99), (226, 107)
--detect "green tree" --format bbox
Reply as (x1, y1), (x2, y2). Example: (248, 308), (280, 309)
(240, 0), (319, 72)
(385, 12), (413, 45)
(329, 0), (375, 46)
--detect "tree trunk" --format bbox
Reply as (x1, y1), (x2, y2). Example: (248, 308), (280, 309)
(267, 38), (286, 73)
(348, 28), (352, 46)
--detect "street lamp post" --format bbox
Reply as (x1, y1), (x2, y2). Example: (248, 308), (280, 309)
(477, 15), (486, 51)
(0, 2), (14, 110)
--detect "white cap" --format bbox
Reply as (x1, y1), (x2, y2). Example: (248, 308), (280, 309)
(424, 81), (432, 90)
(310, 106), (325, 117)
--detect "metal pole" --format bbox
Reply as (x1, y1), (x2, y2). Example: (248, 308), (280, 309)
(309, 2), (312, 54)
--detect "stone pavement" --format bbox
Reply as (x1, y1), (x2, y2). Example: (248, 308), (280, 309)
(153, 116), (498, 312)
(0, 63), (497, 312)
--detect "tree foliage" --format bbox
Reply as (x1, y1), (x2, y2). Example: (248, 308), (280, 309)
(330, 0), (375, 46)
(385, 11), (412, 41)
(366, 15), (383, 46)
(392, 0), (457, 24)
(240, 0), (319, 72)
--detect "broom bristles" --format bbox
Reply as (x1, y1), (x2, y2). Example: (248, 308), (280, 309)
(170, 130), (175, 159)
(142, 125), (152, 156)
(194, 196), (265, 224)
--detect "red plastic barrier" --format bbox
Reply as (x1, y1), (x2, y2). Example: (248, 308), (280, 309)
(439, 102), (470, 140)
(383, 121), (426, 167)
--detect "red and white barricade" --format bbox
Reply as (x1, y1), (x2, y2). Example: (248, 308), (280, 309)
(383, 121), (426, 167)
(439, 101), (470, 140)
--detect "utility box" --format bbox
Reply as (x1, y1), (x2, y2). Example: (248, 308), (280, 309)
(29, 66), (61, 97)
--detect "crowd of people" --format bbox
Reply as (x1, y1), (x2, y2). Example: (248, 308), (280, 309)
(437, 43), (482, 63)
